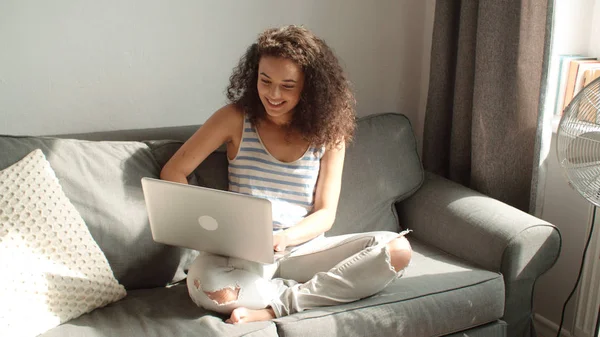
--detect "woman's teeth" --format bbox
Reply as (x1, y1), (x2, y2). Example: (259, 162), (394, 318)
(267, 98), (284, 106)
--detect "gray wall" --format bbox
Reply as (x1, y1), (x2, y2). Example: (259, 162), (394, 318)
(0, 0), (433, 137)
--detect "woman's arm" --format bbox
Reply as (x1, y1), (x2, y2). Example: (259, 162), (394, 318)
(160, 104), (243, 184)
(274, 142), (346, 250)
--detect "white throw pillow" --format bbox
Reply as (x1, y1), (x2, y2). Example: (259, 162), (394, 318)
(0, 149), (126, 337)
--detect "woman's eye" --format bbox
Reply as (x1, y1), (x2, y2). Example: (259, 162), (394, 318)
(261, 79), (271, 85)
(282, 85), (295, 89)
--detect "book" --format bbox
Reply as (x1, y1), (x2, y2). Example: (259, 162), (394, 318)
(562, 59), (599, 112)
(576, 67), (600, 123)
(554, 55), (596, 116)
(582, 68), (600, 88)
(573, 61), (600, 98)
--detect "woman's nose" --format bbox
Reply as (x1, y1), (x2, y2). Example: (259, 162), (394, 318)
(269, 85), (281, 98)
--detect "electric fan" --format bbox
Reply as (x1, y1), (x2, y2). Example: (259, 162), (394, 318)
(555, 75), (600, 337)
(557, 76), (600, 206)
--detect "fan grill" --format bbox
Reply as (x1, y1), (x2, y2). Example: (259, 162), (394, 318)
(557, 76), (600, 206)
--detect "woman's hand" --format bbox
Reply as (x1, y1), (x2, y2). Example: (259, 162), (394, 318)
(273, 232), (289, 252)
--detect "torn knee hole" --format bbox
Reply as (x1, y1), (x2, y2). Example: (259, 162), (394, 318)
(197, 282), (241, 305)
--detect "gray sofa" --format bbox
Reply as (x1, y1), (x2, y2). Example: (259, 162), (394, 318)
(0, 113), (560, 337)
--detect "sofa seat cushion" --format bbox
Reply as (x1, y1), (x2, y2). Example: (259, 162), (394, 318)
(273, 239), (505, 337)
(38, 284), (278, 337)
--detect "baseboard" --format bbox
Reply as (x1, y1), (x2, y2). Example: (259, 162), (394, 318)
(534, 313), (574, 337)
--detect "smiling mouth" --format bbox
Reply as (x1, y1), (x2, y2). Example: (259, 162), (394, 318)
(266, 98), (285, 107)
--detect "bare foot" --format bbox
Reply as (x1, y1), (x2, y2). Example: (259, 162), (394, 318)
(225, 307), (275, 324)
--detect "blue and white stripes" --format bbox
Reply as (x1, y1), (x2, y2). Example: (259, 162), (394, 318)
(228, 117), (324, 230)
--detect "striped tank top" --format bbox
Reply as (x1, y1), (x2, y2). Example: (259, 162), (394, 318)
(228, 117), (325, 231)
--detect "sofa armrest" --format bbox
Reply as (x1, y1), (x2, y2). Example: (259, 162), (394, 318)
(396, 172), (561, 337)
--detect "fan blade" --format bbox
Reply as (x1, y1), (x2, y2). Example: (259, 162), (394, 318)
(564, 131), (600, 165)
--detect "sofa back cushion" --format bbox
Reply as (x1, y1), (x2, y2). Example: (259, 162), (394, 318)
(0, 136), (185, 290)
(329, 113), (423, 235)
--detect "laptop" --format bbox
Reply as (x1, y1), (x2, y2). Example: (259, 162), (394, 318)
(141, 177), (289, 264)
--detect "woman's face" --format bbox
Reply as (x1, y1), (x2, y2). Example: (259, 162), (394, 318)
(257, 56), (305, 125)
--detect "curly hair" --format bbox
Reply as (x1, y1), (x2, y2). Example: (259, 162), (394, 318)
(226, 25), (356, 149)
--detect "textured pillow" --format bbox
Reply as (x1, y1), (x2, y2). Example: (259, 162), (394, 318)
(0, 150), (126, 337)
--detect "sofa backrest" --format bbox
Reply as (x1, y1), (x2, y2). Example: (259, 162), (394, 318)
(0, 113), (423, 291)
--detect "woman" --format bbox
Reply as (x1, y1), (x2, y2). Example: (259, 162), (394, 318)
(160, 25), (412, 324)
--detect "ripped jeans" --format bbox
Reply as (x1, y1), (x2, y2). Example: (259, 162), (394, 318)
(186, 230), (410, 318)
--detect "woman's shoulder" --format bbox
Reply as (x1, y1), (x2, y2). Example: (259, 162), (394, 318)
(190, 104), (245, 145)
(205, 104), (245, 134)
(209, 104), (245, 146)
(213, 103), (244, 122)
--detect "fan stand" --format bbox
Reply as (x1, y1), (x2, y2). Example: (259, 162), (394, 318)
(556, 207), (597, 337)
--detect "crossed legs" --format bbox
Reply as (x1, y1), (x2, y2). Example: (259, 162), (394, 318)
(187, 232), (412, 324)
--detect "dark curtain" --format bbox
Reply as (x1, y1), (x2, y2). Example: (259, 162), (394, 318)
(423, 0), (553, 214)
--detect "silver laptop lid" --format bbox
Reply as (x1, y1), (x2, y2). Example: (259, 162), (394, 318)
(141, 177), (275, 264)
